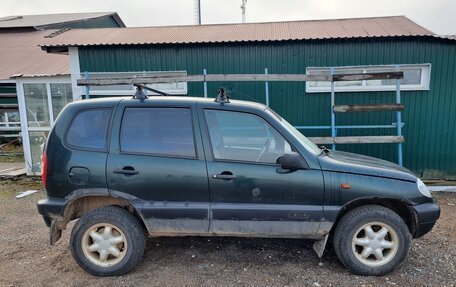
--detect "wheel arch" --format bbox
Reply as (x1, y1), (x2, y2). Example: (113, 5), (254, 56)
(57, 195), (147, 235)
(331, 197), (418, 237)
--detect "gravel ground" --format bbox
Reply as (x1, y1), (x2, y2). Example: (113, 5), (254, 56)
(0, 180), (454, 287)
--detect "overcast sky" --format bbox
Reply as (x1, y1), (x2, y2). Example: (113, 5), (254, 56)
(0, 0), (454, 35)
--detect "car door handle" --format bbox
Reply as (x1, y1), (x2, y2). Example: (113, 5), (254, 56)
(113, 167), (139, 175)
(212, 172), (237, 180)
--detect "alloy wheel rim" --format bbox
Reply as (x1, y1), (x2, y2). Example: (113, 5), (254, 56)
(351, 221), (399, 267)
(81, 223), (128, 267)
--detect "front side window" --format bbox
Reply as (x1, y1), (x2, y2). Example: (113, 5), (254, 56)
(205, 110), (292, 164)
(66, 109), (112, 150)
(120, 108), (196, 158)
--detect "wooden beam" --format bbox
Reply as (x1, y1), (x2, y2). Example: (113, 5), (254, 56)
(333, 104), (404, 113)
(78, 75), (205, 86)
(332, 72), (403, 82)
(77, 72), (403, 86)
(308, 136), (405, 144)
(77, 73), (333, 86)
(204, 74), (332, 82)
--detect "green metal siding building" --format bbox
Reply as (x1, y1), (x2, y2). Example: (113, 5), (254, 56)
(43, 16), (456, 179)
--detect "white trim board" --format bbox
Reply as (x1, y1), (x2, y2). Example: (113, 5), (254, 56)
(69, 47), (84, 101)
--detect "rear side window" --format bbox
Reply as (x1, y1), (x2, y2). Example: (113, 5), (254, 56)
(66, 108), (112, 150)
(120, 108), (196, 158)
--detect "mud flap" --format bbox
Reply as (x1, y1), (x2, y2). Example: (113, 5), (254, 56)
(50, 220), (62, 245)
(312, 233), (329, 258)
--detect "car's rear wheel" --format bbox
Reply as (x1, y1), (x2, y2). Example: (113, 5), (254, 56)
(333, 205), (411, 276)
(70, 206), (146, 276)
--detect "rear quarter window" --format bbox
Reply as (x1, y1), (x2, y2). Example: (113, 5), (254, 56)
(65, 108), (112, 151)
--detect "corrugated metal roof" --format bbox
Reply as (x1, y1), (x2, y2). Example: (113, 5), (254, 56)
(0, 12), (124, 29)
(41, 16), (433, 48)
(436, 35), (456, 40)
(0, 30), (69, 80)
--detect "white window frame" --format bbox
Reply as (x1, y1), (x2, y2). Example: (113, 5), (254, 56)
(16, 76), (72, 175)
(306, 64), (431, 93)
(83, 71), (188, 96)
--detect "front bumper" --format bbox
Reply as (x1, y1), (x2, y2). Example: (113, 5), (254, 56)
(412, 201), (440, 238)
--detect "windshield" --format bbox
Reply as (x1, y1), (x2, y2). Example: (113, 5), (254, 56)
(266, 108), (321, 155)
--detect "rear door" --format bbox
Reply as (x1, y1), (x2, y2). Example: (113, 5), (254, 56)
(47, 106), (113, 198)
(106, 100), (209, 235)
(200, 107), (324, 237)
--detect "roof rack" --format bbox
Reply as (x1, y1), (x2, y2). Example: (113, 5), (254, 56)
(77, 70), (405, 165)
(214, 88), (230, 103)
(132, 83), (170, 100)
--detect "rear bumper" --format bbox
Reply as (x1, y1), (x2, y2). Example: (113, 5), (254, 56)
(412, 201), (440, 238)
(37, 197), (66, 227)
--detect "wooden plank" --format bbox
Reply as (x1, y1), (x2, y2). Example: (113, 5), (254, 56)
(308, 136), (405, 144)
(332, 72), (403, 82)
(78, 75), (205, 86)
(77, 74), (332, 86)
(333, 104), (404, 113)
(0, 167), (25, 178)
(86, 72), (187, 80)
(77, 72), (402, 86)
(0, 167), (17, 173)
(5, 168), (26, 177)
(204, 74), (332, 82)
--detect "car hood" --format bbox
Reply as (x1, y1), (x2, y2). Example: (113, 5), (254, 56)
(317, 150), (417, 182)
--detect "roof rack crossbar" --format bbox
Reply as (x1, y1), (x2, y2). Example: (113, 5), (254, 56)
(133, 83), (170, 97)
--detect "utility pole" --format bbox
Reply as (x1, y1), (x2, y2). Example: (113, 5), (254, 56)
(241, 0), (247, 23)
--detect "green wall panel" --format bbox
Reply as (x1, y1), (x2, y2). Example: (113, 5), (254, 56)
(0, 83), (18, 106)
(79, 37), (456, 179)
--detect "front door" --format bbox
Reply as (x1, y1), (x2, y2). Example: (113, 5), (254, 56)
(107, 102), (209, 235)
(201, 108), (324, 237)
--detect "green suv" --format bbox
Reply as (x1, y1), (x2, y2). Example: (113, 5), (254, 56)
(37, 96), (440, 276)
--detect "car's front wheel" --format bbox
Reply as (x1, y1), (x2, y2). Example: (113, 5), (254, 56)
(70, 206), (146, 276)
(333, 205), (412, 276)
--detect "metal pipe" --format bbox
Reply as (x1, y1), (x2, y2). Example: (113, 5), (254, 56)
(4, 112), (9, 128)
(265, 68), (269, 106)
(84, 71), (90, 99)
(203, 68), (208, 98)
(330, 67), (336, 150)
(396, 65), (403, 166)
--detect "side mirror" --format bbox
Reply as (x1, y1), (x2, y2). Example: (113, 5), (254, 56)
(276, 152), (307, 171)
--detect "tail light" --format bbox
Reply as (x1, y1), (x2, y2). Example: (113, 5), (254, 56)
(41, 152), (48, 187)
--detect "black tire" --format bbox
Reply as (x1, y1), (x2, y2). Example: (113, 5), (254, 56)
(333, 205), (411, 276)
(70, 206), (146, 276)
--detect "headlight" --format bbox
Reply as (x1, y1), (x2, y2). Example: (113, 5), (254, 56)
(417, 178), (432, 198)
